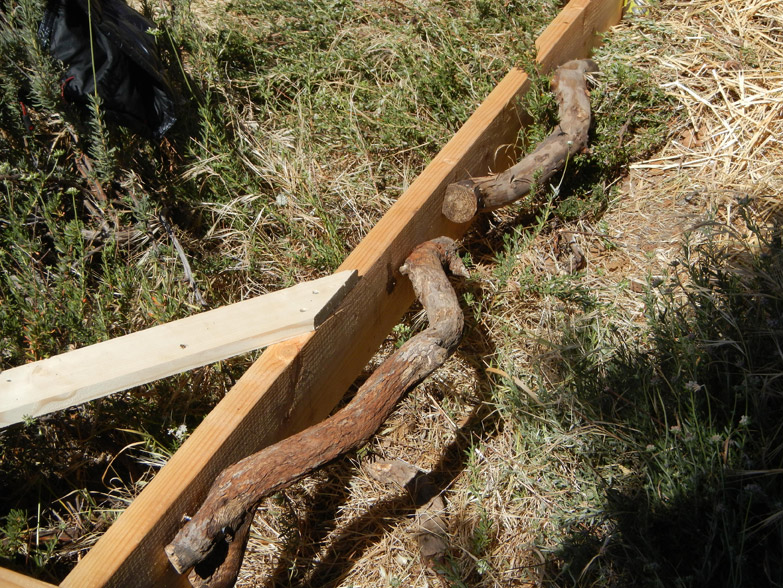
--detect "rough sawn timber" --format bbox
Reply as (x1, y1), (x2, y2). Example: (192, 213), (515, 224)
(56, 1), (623, 587)
(0, 271), (357, 429)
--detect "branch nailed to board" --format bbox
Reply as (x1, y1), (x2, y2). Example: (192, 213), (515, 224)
(442, 59), (599, 223)
(164, 237), (468, 587)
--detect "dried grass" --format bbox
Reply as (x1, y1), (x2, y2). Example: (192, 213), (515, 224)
(230, 1), (782, 586)
(586, 0), (783, 320)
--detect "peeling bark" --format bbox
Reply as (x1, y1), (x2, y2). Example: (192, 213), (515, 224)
(164, 237), (468, 585)
(442, 59), (599, 223)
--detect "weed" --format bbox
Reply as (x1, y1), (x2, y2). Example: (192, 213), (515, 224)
(534, 206), (783, 586)
(515, 25), (675, 223)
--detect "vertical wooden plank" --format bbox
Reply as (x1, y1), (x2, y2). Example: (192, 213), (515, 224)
(60, 2), (623, 587)
(537, 0), (623, 70)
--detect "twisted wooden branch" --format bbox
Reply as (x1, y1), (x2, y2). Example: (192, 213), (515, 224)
(442, 59), (599, 223)
(164, 237), (467, 586)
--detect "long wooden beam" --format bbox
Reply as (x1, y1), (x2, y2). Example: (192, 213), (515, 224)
(57, 1), (623, 586)
(0, 272), (357, 429)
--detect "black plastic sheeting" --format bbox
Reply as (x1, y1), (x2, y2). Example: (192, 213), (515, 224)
(38, 0), (177, 138)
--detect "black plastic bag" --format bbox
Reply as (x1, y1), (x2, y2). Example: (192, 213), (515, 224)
(38, 0), (177, 138)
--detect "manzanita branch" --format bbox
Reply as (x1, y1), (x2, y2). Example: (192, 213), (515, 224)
(165, 237), (468, 586)
(442, 59), (598, 223)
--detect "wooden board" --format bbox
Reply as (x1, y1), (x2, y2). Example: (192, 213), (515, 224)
(0, 271), (357, 429)
(0, 568), (58, 588)
(59, 1), (623, 586)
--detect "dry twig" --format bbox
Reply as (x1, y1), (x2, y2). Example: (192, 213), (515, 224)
(442, 59), (598, 223)
(159, 213), (209, 307)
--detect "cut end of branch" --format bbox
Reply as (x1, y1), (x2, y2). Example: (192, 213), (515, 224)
(442, 181), (478, 224)
(164, 542), (196, 575)
(556, 57), (599, 76)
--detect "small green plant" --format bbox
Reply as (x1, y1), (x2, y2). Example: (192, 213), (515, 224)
(85, 94), (118, 183)
(0, 509), (28, 559)
(536, 205), (783, 586)
(391, 323), (413, 347)
(0, 508), (57, 574)
(515, 29), (675, 224)
(471, 509), (495, 557)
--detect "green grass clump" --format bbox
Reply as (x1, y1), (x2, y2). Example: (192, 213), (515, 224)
(516, 26), (675, 223)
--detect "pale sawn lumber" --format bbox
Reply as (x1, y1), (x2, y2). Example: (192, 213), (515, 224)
(0, 271), (357, 429)
(0, 567), (58, 588)
(165, 238), (467, 584)
(60, 2), (623, 587)
(442, 59), (599, 222)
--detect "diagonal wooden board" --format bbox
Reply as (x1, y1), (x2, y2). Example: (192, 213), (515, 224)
(0, 271), (358, 429)
(46, 1), (623, 587)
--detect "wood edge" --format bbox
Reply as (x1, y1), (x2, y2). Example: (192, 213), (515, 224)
(59, 64), (529, 583)
(60, 1), (624, 587)
(312, 269), (359, 328)
(60, 332), (312, 588)
(0, 567), (58, 588)
(536, 0), (623, 71)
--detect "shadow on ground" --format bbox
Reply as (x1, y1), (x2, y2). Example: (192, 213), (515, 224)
(546, 214), (783, 587)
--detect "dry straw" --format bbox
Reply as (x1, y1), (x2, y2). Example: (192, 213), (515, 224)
(588, 0), (783, 314)
(234, 1), (783, 586)
(628, 0), (782, 200)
